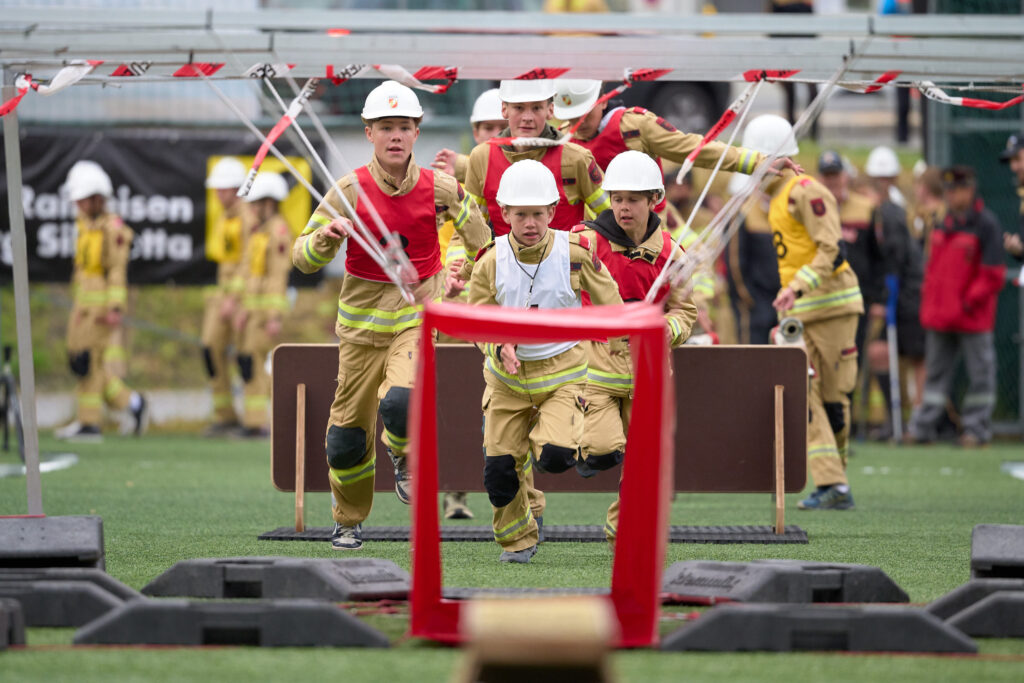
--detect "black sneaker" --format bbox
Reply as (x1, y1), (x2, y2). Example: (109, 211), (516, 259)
(131, 394), (148, 437)
(237, 426), (270, 439)
(330, 523), (362, 550)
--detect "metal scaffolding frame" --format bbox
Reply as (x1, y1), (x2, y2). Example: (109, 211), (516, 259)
(2, 9), (1023, 510)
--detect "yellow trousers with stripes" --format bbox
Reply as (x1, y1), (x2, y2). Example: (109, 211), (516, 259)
(201, 293), (239, 425)
(237, 311), (276, 430)
(803, 313), (859, 487)
(326, 327), (418, 527)
(483, 370), (586, 552)
(67, 305), (131, 426)
(580, 386), (633, 542)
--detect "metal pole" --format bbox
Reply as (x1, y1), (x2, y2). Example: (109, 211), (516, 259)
(3, 68), (44, 514)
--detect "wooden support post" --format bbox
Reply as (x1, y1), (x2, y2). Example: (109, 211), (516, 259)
(295, 383), (306, 533)
(773, 384), (785, 534)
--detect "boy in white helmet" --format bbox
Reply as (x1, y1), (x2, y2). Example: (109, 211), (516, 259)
(432, 88), (506, 185)
(571, 151), (698, 543)
(462, 79), (610, 239)
(232, 172), (292, 438)
(553, 79), (764, 182)
(292, 81), (490, 550)
(468, 159), (625, 563)
(202, 157), (256, 435)
(744, 115), (863, 510)
(56, 161), (147, 442)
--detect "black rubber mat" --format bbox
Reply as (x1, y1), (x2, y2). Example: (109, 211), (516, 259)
(259, 525), (808, 544)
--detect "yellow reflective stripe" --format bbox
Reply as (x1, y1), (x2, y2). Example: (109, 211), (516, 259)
(330, 453), (376, 486)
(453, 194), (472, 231)
(337, 301), (424, 333)
(227, 277), (245, 293)
(303, 236), (332, 269)
(693, 272), (715, 297)
(468, 192), (489, 219)
(107, 287), (127, 305)
(301, 213), (332, 236)
(585, 187), (610, 213)
(104, 345), (126, 362)
(677, 227), (700, 250)
(212, 394), (233, 408)
(796, 265), (821, 291)
(586, 367), (634, 390)
(78, 393), (102, 407)
(74, 291), (108, 306)
(244, 395), (268, 408)
(103, 377), (126, 401)
(737, 149), (758, 174)
(485, 357), (587, 394)
(790, 286), (862, 314)
(383, 427), (408, 450)
(494, 508), (533, 539)
(263, 294), (289, 311)
(668, 318), (684, 345)
(445, 245), (467, 267)
(808, 445), (840, 460)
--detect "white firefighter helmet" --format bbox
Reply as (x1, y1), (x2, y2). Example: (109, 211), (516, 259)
(496, 160), (559, 206)
(65, 160), (113, 201)
(865, 145), (901, 178)
(498, 79), (556, 104)
(470, 88), (505, 123)
(245, 172), (289, 202)
(602, 150), (664, 197)
(206, 157), (247, 190)
(741, 115), (799, 157)
(361, 80), (423, 120)
(553, 79), (602, 120)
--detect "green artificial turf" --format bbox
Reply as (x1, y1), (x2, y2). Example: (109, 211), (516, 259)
(1, 434), (1023, 682)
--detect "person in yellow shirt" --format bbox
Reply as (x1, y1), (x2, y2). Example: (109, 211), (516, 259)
(201, 157), (255, 435)
(745, 115), (863, 510)
(55, 161), (146, 442)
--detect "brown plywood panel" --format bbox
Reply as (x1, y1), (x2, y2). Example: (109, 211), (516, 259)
(271, 343), (806, 495)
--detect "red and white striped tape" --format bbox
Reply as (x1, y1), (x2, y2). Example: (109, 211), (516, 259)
(325, 63), (458, 94)
(918, 81), (1023, 110)
(238, 77), (320, 197)
(0, 60), (103, 116)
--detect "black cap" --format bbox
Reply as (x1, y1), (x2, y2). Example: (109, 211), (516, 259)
(941, 165), (975, 188)
(818, 149), (844, 174)
(999, 133), (1024, 162)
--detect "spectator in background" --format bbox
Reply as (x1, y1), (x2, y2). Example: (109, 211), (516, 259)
(910, 162), (944, 254)
(907, 167), (1005, 448)
(862, 146), (925, 434)
(1000, 133), (1024, 261)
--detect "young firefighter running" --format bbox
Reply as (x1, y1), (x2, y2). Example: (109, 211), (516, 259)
(571, 151), (698, 543)
(233, 172), (293, 438)
(468, 160), (625, 564)
(292, 81), (490, 550)
(56, 161), (147, 442)
(743, 115), (863, 510)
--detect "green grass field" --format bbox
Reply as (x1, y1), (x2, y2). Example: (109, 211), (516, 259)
(1, 434), (1023, 682)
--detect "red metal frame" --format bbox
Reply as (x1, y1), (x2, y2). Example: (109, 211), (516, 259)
(408, 301), (673, 648)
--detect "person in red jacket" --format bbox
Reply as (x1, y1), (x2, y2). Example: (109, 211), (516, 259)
(907, 166), (1006, 448)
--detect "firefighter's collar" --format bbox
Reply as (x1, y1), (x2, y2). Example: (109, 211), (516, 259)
(588, 209), (661, 252)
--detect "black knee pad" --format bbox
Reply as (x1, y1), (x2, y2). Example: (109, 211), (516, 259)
(484, 454), (519, 508)
(379, 386), (411, 438)
(824, 402), (845, 434)
(537, 444), (577, 474)
(237, 354), (253, 383)
(202, 347), (216, 379)
(586, 450), (624, 473)
(325, 425), (367, 470)
(68, 351), (90, 378)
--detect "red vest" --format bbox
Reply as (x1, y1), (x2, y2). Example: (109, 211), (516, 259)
(483, 144), (583, 236)
(572, 107), (665, 213)
(576, 225), (674, 305)
(347, 165), (441, 283)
